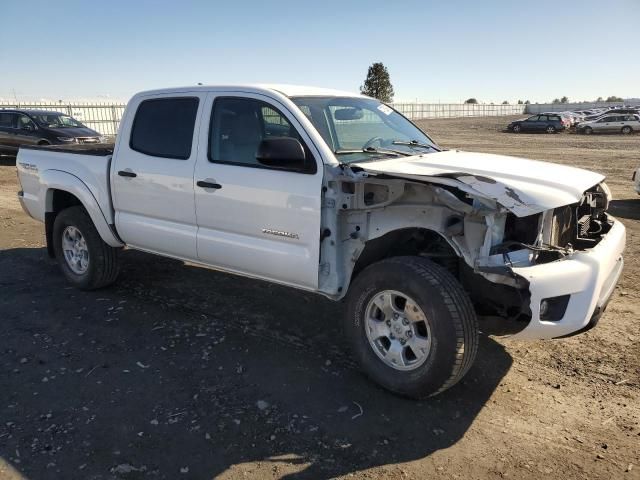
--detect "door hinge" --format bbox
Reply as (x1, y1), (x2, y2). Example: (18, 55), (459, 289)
(319, 262), (331, 276)
(323, 198), (336, 208)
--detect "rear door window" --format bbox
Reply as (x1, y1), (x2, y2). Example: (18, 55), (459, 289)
(0, 112), (16, 128)
(130, 97), (199, 159)
(538, 115), (548, 122)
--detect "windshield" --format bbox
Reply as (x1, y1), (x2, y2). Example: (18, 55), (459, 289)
(290, 96), (439, 163)
(32, 114), (84, 128)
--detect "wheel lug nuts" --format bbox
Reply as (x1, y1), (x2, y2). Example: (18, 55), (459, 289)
(402, 318), (409, 325)
(400, 339), (406, 345)
(407, 330), (413, 337)
(386, 320), (391, 326)
(393, 313), (399, 320)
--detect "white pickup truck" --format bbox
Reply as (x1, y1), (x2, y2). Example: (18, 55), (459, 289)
(16, 85), (626, 398)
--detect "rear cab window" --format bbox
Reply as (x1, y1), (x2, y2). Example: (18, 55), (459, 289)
(130, 97), (199, 159)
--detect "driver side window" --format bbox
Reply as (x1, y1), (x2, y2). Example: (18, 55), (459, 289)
(208, 97), (315, 173)
(17, 115), (36, 130)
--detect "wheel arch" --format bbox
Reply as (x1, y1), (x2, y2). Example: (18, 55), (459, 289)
(42, 171), (123, 256)
(350, 227), (461, 286)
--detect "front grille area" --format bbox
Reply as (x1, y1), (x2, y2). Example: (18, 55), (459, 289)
(77, 137), (100, 144)
(550, 186), (610, 250)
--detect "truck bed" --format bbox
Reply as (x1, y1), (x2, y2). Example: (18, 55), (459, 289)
(16, 145), (114, 225)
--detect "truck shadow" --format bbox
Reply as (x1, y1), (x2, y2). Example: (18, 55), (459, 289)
(0, 247), (512, 479)
(609, 199), (640, 221)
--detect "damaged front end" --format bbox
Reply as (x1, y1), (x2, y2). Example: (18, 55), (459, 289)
(319, 162), (621, 338)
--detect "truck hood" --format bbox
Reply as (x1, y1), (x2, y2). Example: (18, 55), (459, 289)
(353, 150), (605, 217)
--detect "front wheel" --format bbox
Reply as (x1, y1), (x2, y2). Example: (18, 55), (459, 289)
(345, 256), (479, 398)
(512, 124), (521, 133)
(622, 126), (632, 135)
(52, 206), (120, 290)
(583, 126), (593, 135)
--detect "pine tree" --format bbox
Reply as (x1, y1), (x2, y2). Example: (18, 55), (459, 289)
(360, 63), (394, 103)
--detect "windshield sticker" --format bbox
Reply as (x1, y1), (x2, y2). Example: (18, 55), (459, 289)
(377, 104), (393, 116)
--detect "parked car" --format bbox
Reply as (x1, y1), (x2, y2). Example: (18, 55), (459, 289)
(633, 168), (640, 194)
(16, 85), (625, 398)
(0, 109), (105, 155)
(583, 109), (639, 122)
(542, 112), (576, 127)
(508, 114), (568, 133)
(577, 114), (640, 134)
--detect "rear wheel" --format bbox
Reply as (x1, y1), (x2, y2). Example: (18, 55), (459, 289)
(52, 206), (119, 290)
(546, 125), (556, 134)
(345, 256), (479, 398)
(622, 126), (632, 135)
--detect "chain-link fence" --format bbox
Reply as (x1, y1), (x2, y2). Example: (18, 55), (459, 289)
(392, 103), (526, 120)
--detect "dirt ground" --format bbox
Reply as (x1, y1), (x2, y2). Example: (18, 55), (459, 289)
(0, 116), (638, 480)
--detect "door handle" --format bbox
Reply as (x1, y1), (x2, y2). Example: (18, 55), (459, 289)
(118, 170), (137, 178)
(197, 180), (222, 189)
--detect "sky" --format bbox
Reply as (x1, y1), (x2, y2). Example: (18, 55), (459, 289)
(1, 0), (639, 104)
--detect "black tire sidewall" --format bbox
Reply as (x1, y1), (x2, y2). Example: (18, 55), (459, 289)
(622, 126), (632, 134)
(52, 206), (103, 289)
(346, 258), (465, 397)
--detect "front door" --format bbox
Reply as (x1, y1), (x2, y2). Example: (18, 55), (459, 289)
(15, 114), (39, 146)
(593, 117), (611, 132)
(193, 93), (324, 289)
(523, 115), (539, 132)
(111, 94), (204, 260)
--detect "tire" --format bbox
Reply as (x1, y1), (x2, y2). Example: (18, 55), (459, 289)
(584, 127), (593, 135)
(345, 256), (479, 398)
(512, 124), (521, 133)
(622, 126), (632, 135)
(546, 125), (556, 134)
(52, 206), (119, 290)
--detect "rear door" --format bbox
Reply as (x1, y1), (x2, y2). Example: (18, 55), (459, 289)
(536, 115), (549, 131)
(0, 112), (17, 150)
(111, 93), (204, 260)
(192, 92), (324, 289)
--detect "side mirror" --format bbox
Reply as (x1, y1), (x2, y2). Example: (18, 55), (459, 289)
(256, 137), (306, 170)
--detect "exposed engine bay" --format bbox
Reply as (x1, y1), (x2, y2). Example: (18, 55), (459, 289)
(318, 163), (614, 335)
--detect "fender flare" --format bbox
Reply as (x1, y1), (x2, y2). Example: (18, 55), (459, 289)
(41, 169), (124, 247)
